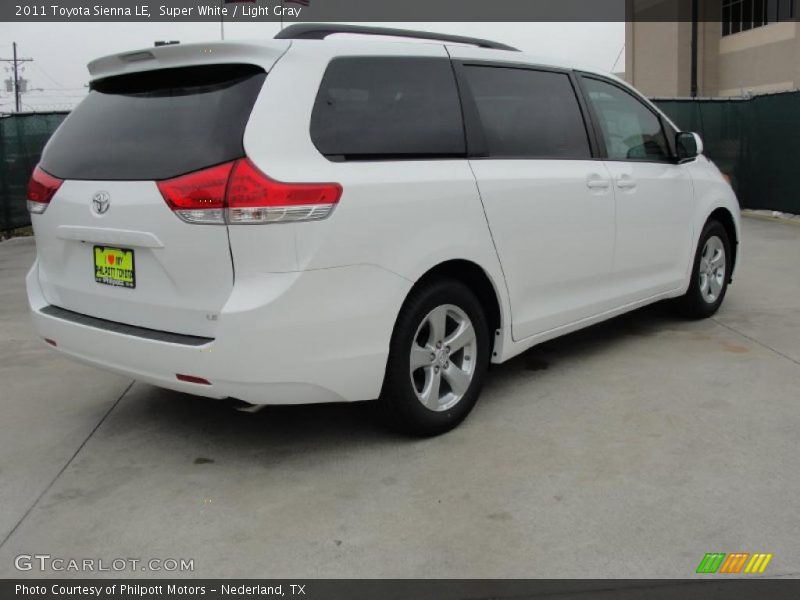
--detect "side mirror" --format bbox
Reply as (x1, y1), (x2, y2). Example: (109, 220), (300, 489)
(676, 132), (703, 161)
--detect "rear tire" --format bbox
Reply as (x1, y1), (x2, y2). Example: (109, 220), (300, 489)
(676, 220), (731, 319)
(380, 279), (490, 437)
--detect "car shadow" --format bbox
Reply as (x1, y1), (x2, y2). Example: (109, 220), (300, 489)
(489, 300), (685, 379)
(124, 301), (689, 449)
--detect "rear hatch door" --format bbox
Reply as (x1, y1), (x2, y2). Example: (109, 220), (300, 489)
(33, 55), (275, 337)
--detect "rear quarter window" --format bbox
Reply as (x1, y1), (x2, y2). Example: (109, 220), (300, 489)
(310, 57), (466, 160)
(40, 64), (266, 181)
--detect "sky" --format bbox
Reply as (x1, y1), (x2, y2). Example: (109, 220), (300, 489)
(0, 22), (624, 112)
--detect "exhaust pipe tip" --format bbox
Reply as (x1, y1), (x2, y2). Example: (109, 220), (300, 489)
(229, 398), (266, 414)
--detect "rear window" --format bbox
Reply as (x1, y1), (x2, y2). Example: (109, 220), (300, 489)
(310, 57), (466, 160)
(40, 64), (266, 181)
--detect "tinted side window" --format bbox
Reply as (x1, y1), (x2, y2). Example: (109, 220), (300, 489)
(462, 66), (591, 159)
(40, 65), (266, 181)
(310, 57), (465, 160)
(581, 77), (671, 162)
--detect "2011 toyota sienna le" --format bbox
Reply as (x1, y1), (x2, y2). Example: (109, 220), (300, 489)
(26, 25), (740, 436)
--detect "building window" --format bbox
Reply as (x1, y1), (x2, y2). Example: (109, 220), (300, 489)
(722, 0), (795, 36)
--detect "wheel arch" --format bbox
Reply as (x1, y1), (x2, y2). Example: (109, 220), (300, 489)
(409, 260), (503, 336)
(706, 207), (739, 282)
(387, 259), (506, 365)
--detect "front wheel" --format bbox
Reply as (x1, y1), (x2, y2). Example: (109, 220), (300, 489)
(677, 220), (731, 318)
(380, 280), (490, 436)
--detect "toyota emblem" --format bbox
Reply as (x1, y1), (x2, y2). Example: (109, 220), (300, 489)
(92, 191), (110, 215)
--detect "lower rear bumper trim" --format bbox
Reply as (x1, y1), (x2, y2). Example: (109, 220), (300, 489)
(39, 305), (214, 347)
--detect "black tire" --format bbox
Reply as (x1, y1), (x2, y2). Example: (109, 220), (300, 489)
(379, 279), (491, 437)
(676, 220), (732, 319)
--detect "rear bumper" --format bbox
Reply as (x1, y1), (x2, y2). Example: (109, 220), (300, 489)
(27, 261), (411, 405)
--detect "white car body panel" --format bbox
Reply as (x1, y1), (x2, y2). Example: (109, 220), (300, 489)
(33, 180), (232, 337)
(687, 155), (742, 279)
(28, 259), (410, 404)
(604, 160), (695, 303)
(469, 159), (616, 341)
(27, 36), (741, 405)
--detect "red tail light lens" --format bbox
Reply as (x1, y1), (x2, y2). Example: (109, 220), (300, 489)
(157, 159), (342, 225)
(156, 161), (235, 224)
(27, 166), (63, 214)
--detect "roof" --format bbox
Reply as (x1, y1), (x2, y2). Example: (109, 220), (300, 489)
(85, 27), (619, 84)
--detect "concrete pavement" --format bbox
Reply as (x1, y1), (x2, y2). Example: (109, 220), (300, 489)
(0, 216), (798, 578)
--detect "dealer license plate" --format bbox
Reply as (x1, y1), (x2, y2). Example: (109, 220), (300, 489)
(94, 246), (135, 289)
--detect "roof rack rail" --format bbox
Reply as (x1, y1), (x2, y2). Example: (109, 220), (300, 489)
(274, 24), (519, 52)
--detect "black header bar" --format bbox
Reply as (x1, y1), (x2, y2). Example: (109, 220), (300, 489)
(1, 0), (772, 23)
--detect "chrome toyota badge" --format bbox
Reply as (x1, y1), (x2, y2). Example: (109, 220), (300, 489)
(92, 191), (110, 215)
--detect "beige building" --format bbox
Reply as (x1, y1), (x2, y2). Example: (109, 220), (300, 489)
(625, 0), (799, 97)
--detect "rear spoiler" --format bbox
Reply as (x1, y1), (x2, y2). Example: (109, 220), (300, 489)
(87, 40), (291, 82)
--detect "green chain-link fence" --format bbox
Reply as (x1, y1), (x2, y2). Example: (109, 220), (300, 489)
(0, 112), (68, 232)
(654, 90), (800, 214)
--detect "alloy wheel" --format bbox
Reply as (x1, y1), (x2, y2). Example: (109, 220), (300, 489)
(699, 235), (726, 304)
(409, 304), (477, 412)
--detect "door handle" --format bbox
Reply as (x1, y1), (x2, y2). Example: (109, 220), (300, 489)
(616, 175), (637, 190)
(586, 174), (611, 190)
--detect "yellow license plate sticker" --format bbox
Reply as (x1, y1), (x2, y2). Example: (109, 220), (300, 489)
(94, 246), (135, 288)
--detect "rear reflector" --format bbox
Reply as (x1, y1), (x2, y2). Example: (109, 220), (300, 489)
(176, 374), (211, 385)
(27, 166), (63, 214)
(44, 338), (57, 347)
(157, 158), (342, 225)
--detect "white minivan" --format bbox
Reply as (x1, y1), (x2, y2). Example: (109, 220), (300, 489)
(27, 25), (740, 435)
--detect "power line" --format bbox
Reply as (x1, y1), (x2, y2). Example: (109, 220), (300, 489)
(27, 87), (87, 92)
(31, 62), (69, 89)
(610, 43), (625, 74)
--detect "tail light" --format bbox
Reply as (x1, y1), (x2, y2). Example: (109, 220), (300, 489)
(157, 162), (233, 225)
(27, 166), (63, 214)
(157, 159), (342, 225)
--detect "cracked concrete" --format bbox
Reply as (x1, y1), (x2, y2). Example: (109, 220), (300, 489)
(0, 216), (798, 578)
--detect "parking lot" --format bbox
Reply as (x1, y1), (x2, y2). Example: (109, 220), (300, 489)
(0, 215), (798, 579)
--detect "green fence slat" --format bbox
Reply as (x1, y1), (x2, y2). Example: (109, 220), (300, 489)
(0, 111), (68, 231)
(654, 91), (800, 214)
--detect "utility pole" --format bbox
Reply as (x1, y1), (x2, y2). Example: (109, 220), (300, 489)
(220, 0), (225, 40)
(690, 0), (699, 97)
(1, 42), (34, 112)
